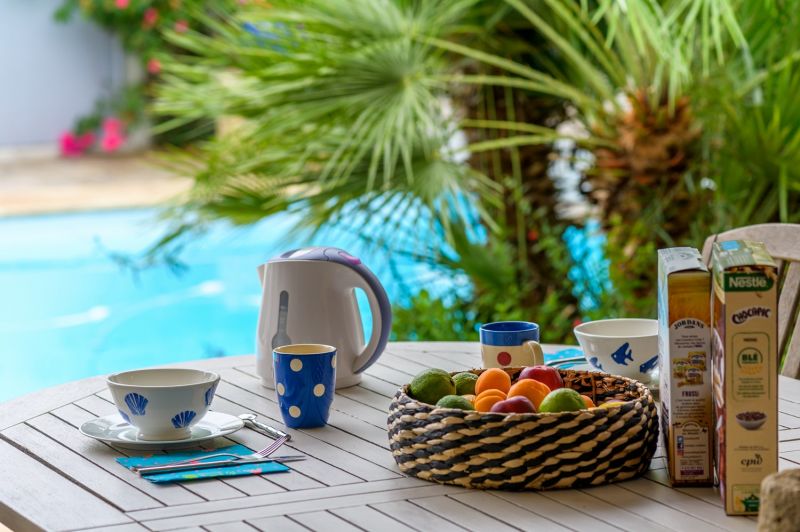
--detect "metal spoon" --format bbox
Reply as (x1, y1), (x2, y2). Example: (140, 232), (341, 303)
(238, 413), (291, 441)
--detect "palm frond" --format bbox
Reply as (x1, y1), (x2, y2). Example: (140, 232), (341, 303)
(156, 0), (500, 240)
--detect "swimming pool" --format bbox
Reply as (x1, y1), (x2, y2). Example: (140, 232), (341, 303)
(0, 208), (463, 402)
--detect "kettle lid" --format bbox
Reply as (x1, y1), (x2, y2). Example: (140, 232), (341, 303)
(269, 246), (361, 265)
(269, 247), (331, 263)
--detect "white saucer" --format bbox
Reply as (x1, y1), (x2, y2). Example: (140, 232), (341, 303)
(80, 411), (244, 449)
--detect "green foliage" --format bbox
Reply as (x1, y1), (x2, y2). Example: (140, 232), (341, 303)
(150, 0), (800, 344)
(687, 0), (800, 229)
(155, 0), (497, 238)
(434, 0), (800, 320)
(391, 291), (476, 342)
(593, 216), (660, 320)
(391, 219), (579, 343)
(153, 0), (587, 341)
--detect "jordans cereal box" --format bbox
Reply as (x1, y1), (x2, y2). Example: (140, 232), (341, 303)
(658, 247), (712, 485)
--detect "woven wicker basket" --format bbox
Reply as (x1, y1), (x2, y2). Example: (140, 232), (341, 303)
(387, 367), (659, 490)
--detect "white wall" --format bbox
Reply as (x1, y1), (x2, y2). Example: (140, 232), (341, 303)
(0, 0), (126, 147)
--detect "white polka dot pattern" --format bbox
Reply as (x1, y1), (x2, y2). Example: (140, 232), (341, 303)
(273, 348), (336, 428)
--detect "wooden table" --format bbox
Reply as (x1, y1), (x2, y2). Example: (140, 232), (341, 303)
(2, 342), (799, 532)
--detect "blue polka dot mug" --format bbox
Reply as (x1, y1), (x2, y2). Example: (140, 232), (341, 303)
(273, 344), (336, 428)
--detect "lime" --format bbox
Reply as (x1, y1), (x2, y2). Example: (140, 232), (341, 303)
(409, 369), (455, 405)
(435, 395), (475, 410)
(452, 372), (478, 395)
(538, 388), (586, 413)
(599, 400), (627, 409)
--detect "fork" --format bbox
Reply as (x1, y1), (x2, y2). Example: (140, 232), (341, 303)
(131, 434), (291, 473)
(135, 452), (303, 476)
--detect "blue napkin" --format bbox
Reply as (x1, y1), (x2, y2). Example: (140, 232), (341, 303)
(117, 444), (290, 483)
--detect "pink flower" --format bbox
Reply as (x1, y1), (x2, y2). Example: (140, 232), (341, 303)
(101, 132), (126, 152)
(147, 58), (161, 74)
(174, 19), (189, 33)
(115, 0), (129, 8)
(143, 7), (159, 28)
(59, 131), (95, 157)
(102, 117), (124, 135)
(100, 118), (126, 152)
(75, 132), (95, 150)
(59, 132), (83, 157)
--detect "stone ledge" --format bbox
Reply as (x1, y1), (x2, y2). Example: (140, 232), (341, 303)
(0, 152), (192, 217)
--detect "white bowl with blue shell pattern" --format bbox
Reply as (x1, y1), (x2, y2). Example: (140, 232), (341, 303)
(573, 318), (659, 383)
(107, 368), (220, 441)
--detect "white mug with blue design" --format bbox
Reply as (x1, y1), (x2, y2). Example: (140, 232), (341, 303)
(479, 321), (544, 368)
(107, 368), (220, 441)
(273, 344), (336, 429)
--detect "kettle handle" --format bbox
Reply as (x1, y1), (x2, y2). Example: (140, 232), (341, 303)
(324, 250), (392, 374)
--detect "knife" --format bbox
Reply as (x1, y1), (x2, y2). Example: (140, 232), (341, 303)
(136, 455), (306, 476)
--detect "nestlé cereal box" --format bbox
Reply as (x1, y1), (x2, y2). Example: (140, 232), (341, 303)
(711, 240), (778, 515)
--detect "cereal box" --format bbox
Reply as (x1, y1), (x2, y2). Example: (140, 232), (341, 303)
(711, 240), (778, 515)
(658, 247), (712, 485)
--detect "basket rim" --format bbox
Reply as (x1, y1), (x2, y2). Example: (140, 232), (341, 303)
(396, 367), (653, 420)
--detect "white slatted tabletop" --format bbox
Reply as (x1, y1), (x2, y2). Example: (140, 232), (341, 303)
(1, 342), (799, 531)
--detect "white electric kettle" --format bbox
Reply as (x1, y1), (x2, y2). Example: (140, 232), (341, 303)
(256, 247), (392, 388)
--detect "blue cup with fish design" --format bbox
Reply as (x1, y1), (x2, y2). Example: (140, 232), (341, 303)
(107, 368), (219, 441)
(273, 344), (336, 429)
(573, 319), (659, 382)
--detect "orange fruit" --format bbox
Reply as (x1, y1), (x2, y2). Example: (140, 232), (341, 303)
(475, 368), (512, 395)
(475, 389), (507, 401)
(474, 394), (505, 412)
(507, 379), (550, 410)
(461, 394), (476, 404)
(580, 395), (595, 409)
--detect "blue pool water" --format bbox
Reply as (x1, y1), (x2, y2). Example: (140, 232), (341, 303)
(0, 208), (463, 402)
